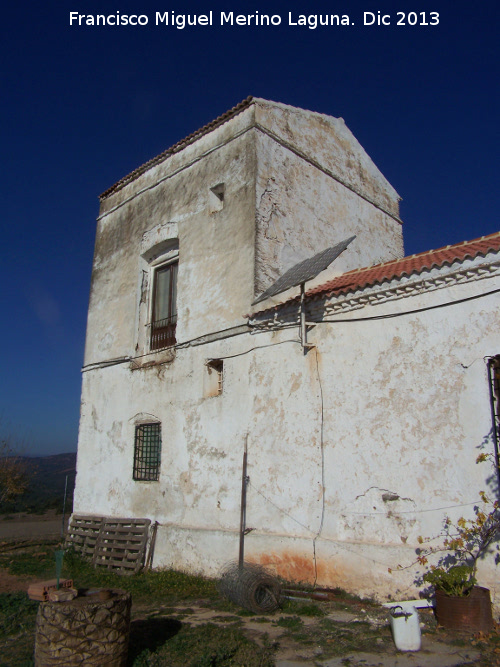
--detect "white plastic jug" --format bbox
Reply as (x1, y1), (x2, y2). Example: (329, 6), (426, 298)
(389, 605), (421, 651)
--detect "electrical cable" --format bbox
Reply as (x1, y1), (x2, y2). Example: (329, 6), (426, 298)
(313, 286), (500, 324)
(248, 286), (500, 333)
(206, 338), (301, 362)
(249, 480), (315, 534)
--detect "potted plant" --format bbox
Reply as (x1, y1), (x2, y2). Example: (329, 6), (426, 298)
(398, 453), (500, 631)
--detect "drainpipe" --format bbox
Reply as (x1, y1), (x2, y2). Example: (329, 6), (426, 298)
(238, 436), (249, 569)
(300, 283), (307, 352)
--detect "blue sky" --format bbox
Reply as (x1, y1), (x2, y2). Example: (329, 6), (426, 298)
(1, 0), (498, 456)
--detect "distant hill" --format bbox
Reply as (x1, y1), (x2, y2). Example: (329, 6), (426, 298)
(0, 452), (76, 514)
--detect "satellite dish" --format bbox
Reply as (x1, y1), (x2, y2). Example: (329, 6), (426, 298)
(252, 235), (356, 305)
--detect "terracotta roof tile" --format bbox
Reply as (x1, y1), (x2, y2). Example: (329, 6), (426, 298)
(100, 96), (255, 200)
(307, 231), (500, 300)
(250, 231), (500, 318)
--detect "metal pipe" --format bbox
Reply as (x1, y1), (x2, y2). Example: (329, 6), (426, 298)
(300, 283), (307, 351)
(61, 475), (68, 539)
(239, 436), (249, 569)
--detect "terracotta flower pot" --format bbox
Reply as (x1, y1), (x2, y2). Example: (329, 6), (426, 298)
(435, 586), (494, 632)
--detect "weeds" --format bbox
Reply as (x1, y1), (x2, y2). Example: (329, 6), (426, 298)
(0, 593), (38, 666)
(4, 549), (56, 578)
(1, 541), (499, 666)
(236, 608), (257, 617)
(318, 617), (391, 656)
(62, 550), (218, 604)
(0, 592), (38, 638)
(274, 615), (304, 630)
(131, 622), (276, 666)
(280, 599), (325, 617)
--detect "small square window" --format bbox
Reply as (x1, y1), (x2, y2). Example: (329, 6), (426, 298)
(133, 423), (161, 481)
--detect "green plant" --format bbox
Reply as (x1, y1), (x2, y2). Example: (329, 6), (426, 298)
(282, 601), (325, 617)
(0, 593), (38, 638)
(62, 550), (219, 603)
(273, 615), (304, 630)
(7, 548), (58, 578)
(422, 564), (476, 596)
(131, 622), (276, 666)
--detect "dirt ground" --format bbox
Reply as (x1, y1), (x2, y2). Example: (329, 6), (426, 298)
(0, 564), (487, 667)
(0, 567), (485, 666)
(0, 520), (496, 666)
(0, 513), (64, 594)
(0, 511), (64, 541)
(0, 568), (39, 594)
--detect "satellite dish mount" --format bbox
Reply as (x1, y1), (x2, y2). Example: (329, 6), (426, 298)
(252, 236), (356, 354)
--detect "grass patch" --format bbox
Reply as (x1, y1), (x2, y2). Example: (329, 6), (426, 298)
(2, 542), (499, 666)
(0, 547), (219, 605)
(200, 596), (239, 613)
(4, 551), (55, 578)
(0, 542), (60, 579)
(274, 615), (304, 631)
(131, 622), (276, 666)
(329, 587), (369, 602)
(61, 550), (218, 604)
(236, 608), (257, 617)
(281, 600), (325, 617)
(0, 593), (38, 639)
(317, 617), (392, 656)
(0, 592), (39, 667)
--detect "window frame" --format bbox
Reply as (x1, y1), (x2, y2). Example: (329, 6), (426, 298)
(487, 356), (500, 489)
(133, 422), (162, 481)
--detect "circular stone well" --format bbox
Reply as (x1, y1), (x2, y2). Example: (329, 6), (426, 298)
(34, 589), (131, 666)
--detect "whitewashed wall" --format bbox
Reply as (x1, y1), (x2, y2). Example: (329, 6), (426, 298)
(76, 271), (500, 604)
(74, 99), (500, 607)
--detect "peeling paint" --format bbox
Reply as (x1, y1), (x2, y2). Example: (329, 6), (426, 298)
(74, 100), (500, 608)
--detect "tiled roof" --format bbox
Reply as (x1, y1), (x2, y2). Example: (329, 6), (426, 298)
(250, 232), (500, 318)
(307, 231), (500, 301)
(100, 96), (255, 200)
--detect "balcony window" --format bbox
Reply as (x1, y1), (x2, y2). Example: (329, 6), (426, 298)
(150, 260), (178, 351)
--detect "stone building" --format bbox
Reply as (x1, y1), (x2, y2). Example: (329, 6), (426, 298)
(74, 98), (500, 604)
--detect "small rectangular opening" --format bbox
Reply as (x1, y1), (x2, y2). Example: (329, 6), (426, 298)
(205, 359), (223, 397)
(209, 183), (225, 212)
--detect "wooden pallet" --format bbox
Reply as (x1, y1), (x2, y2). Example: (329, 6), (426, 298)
(66, 515), (104, 559)
(93, 518), (151, 574)
(66, 515), (151, 575)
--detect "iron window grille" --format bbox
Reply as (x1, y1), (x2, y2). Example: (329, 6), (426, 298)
(133, 423), (161, 481)
(150, 260), (178, 351)
(487, 356), (500, 490)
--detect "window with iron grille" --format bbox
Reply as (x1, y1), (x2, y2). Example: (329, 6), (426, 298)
(487, 356), (500, 488)
(150, 260), (178, 351)
(133, 423), (161, 481)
